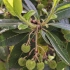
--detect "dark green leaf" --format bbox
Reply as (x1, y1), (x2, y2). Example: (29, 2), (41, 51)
(41, 30), (50, 45)
(42, 30), (70, 65)
(0, 30), (28, 46)
(49, 23), (70, 31)
(57, 61), (67, 70)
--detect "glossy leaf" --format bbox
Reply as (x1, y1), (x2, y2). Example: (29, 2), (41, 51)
(13, 0), (22, 15)
(42, 30), (70, 65)
(3, 0), (16, 16)
(18, 24), (28, 30)
(3, 0), (22, 16)
(23, 10), (35, 21)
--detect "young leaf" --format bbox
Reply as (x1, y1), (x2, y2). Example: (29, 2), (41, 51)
(18, 24), (28, 30)
(42, 30), (70, 65)
(3, 0), (23, 16)
(13, 0), (22, 15)
(23, 10), (35, 21)
(3, 0), (16, 16)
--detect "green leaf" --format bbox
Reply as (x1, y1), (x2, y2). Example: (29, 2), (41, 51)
(49, 23), (70, 31)
(64, 34), (70, 42)
(0, 61), (6, 70)
(13, 0), (22, 15)
(57, 61), (67, 70)
(23, 10), (35, 21)
(61, 29), (70, 42)
(41, 31), (50, 45)
(0, 47), (7, 60)
(55, 2), (70, 19)
(0, 19), (22, 29)
(56, 8), (70, 20)
(3, 0), (22, 16)
(56, 2), (70, 12)
(53, 0), (60, 7)
(3, 0), (16, 16)
(0, 30), (27, 47)
(42, 30), (70, 65)
(18, 24), (28, 30)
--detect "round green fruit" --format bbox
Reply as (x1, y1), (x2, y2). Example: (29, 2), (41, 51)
(37, 62), (45, 70)
(48, 60), (57, 69)
(21, 44), (30, 53)
(18, 57), (26, 66)
(26, 60), (36, 70)
(37, 3), (44, 10)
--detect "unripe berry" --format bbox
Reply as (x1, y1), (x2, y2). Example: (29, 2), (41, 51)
(37, 3), (44, 10)
(48, 60), (57, 69)
(37, 62), (45, 70)
(21, 44), (30, 53)
(18, 57), (26, 66)
(26, 60), (36, 70)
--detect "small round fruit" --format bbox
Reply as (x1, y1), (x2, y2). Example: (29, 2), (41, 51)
(48, 60), (57, 69)
(18, 57), (26, 66)
(26, 60), (36, 70)
(37, 3), (44, 10)
(21, 44), (30, 53)
(37, 62), (45, 70)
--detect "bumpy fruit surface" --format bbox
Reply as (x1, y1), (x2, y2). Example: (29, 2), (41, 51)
(18, 57), (26, 66)
(26, 60), (36, 70)
(21, 44), (30, 53)
(37, 62), (45, 70)
(48, 60), (57, 69)
(37, 3), (44, 10)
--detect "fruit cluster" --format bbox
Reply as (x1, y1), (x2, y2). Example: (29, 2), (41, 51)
(18, 44), (57, 70)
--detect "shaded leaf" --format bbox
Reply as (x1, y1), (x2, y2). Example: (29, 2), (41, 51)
(57, 61), (67, 70)
(0, 30), (28, 47)
(49, 23), (70, 31)
(24, 0), (39, 19)
(41, 31), (50, 45)
(0, 61), (6, 70)
(42, 30), (70, 65)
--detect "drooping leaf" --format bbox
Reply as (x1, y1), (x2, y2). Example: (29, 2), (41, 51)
(49, 22), (70, 31)
(42, 30), (70, 65)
